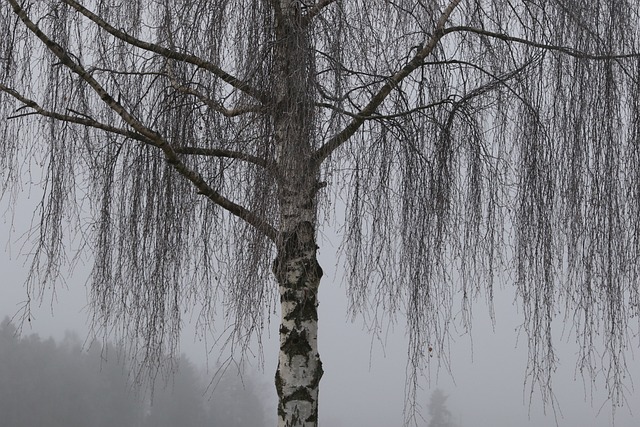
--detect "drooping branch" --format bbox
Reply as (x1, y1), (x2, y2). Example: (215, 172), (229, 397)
(7, 0), (162, 142)
(442, 54), (546, 131)
(0, 83), (148, 143)
(1, 78), (277, 231)
(313, 0), (640, 166)
(442, 26), (640, 60)
(313, 0), (462, 164)
(7, 0), (278, 243)
(61, 0), (270, 104)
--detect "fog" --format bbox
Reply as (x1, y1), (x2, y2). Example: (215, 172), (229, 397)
(0, 317), (269, 427)
(1, 195), (638, 427)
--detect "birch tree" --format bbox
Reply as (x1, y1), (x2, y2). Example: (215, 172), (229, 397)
(1, 1), (640, 426)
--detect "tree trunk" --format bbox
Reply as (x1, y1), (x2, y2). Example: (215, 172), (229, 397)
(273, 221), (323, 427)
(271, 2), (322, 426)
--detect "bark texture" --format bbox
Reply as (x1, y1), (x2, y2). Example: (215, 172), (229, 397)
(273, 221), (323, 427)
(272, 2), (322, 426)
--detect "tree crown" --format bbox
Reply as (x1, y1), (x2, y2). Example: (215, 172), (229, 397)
(1, 0), (639, 414)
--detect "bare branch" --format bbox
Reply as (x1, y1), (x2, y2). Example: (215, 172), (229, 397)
(315, 98), (453, 120)
(7, 0), (277, 242)
(1, 83), (273, 172)
(61, 0), (270, 104)
(443, 26), (640, 60)
(313, 0), (462, 163)
(173, 146), (274, 170)
(443, 54), (544, 122)
(172, 84), (264, 117)
(165, 66), (265, 117)
(7, 0), (158, 143)
(0, 83), (149, 143)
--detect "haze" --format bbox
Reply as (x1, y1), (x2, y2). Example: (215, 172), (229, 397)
(1, 192), (638, 427)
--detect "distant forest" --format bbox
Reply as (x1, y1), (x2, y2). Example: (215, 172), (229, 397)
(0, 317), (268, 427)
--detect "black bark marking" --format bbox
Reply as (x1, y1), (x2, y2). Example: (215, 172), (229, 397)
(273, 220), (323, 285)
(283, 386), (313, 404)
(279, 324), (290, 335)
(310, 358), (323, 389)
(275, 369), (284, 396)
(281, 289), (298, 302)
(285, 300), (318, 327)
(308, 258), (323, 279)
(281, 328), (313, 362)
(305, 410), (318, 423)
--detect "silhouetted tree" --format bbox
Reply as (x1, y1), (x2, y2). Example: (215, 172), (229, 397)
(2, 2), (640, 426)
(427, 389), (456, 427)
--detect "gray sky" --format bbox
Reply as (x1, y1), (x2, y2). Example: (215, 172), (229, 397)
(1, 194), (638, 427)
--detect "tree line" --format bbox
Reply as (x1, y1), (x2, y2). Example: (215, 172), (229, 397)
(0, 317), (267, 427)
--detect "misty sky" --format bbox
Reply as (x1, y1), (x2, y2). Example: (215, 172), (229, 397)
(1, 191), (638, 427)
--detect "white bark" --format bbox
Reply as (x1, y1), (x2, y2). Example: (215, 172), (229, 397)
(272, 2), (323, 426)
(274, 221), (323, 427)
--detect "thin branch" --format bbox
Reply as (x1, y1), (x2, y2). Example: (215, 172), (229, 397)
(315, 98), (454, 120)
(85, 66), (166, 77)
(315, 76), (383, 104)
(173, 146), (274, 170)
(313, 0), (462, 164)
(442, 55), (543, 136)
(302, 0), (338, 26)
(7, 0), (278, 242)
(443, 26), (640, 60)
(165, 65), (265, 117)
(61, 0), (270, 104)
(422, 56), (544, 117)
(0, 83), (150, 143)
(171, 83), (264, 117)
(8, 0), (161, 144)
